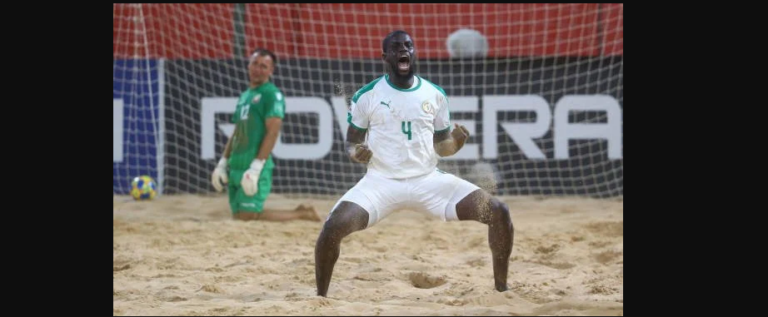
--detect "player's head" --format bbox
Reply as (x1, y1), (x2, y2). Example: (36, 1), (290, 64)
(381, 30), (415, 79)
(248, 48), (277, 87)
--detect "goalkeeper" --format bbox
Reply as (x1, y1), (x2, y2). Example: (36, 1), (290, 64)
(210, 48), (320, 222)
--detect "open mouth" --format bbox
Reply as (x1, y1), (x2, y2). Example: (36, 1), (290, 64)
(397, 56), (410, 72)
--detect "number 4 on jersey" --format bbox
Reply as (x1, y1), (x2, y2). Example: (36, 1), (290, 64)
(401, 121), (412, 140)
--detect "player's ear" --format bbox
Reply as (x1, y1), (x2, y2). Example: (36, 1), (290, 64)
(381, 52), (386, 60)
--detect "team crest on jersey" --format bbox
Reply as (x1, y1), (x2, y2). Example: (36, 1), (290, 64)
(252, 94), (262, 104)
(421, 100), (434, 115)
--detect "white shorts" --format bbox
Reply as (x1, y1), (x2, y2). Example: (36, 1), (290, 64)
(330, 169), (481, 228)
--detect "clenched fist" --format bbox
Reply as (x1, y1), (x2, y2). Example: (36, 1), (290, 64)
(451, 123), (470, 147)
(349, 144), (373, 164)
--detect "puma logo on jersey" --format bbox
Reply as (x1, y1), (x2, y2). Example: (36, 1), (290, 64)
(380, 100), (391, 109)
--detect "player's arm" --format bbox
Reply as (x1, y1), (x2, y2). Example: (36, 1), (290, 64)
(256, 117), (282, 160)
(222, 130), (234, 159)
(432, 91), (469, 157)
(347, 126), (372, 164)
(346, 89), (373, 164)
(255, 90), (285, 161)
(434, 123), (470, 157)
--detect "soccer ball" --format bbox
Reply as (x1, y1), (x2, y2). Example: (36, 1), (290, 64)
(446, 28), (489, 59)
(130, 175), (157, 200)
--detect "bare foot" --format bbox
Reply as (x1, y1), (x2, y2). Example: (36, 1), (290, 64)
(295, 204), (321, 222)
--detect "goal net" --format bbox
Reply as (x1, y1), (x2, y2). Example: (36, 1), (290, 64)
(113, 3), (623, 198)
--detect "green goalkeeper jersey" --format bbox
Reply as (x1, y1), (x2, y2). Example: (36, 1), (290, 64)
(228, 82), (285, 170)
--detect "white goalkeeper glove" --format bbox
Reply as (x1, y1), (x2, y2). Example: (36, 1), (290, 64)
(211, 157), (229, 192)
(241, 158), (265, 196)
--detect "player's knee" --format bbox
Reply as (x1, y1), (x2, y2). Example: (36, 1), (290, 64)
(319, 218), (344, 238)
(320, 211), (367, 241)
(316, 220), (344, 251)
(490, 198), (512, 227)
(325, 215), (346, 228)
(328, 203), (368, 229)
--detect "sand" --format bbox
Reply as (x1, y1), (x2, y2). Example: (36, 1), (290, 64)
(113, 194), (623, 316)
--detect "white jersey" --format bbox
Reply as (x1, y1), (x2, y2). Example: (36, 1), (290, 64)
(348, 74), (451, 179)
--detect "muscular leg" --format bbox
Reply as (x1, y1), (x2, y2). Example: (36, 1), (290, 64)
(455, 189), (514, 292)
(315, 201), (369, 297)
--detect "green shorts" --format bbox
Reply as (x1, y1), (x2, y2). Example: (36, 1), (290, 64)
(228, 166), (274, 213)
